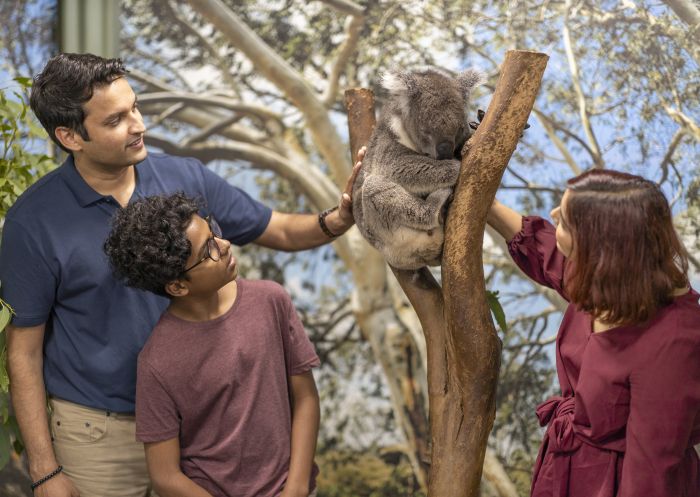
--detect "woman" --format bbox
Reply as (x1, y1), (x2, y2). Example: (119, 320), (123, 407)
(487, 169), (700, 497)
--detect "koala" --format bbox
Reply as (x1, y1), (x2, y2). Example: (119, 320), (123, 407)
(352, 66), (485, 270)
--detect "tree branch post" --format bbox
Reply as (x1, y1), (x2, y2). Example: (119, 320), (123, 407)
(345, 50), (548, 497)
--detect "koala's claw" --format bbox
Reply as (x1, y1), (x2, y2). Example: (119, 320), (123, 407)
(469, 108), (531, 137)
(427, 188), (453, 226)
(439, 192), (454, 225)
(469, 108), (486, 130)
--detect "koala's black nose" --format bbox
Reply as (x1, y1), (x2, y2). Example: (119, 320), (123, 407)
(436, 141), (453, 160)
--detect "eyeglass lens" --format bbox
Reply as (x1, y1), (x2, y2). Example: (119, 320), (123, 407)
(207, 217), (223, 262)
(209, 217), (222, 237)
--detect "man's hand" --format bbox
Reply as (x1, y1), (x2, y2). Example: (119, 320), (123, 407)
(33, 472), (80, 497)
(254, 146), (367, 249)
(326, 146), (365, 235)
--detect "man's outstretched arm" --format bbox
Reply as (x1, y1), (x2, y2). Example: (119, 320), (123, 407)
(254, 150), (364, 251)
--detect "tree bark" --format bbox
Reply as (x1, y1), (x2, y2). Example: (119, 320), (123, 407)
(346, 50), (548, 497)
(662, 0), (700, 31)
(439, 49), (548, 497)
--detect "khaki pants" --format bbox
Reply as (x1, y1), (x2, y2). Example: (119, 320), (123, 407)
(49, 397), (156, 497)
(50, 398), (318, 497)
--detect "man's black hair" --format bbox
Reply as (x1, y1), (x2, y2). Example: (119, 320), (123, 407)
(104, 193), (201, 297)
(30, 53), (128, 153)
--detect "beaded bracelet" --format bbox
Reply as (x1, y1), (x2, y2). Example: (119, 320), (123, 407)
(30, 465), (63, 492)
(319, 206), (339, 238)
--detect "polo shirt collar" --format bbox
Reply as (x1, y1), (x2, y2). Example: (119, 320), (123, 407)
(133, 156), (154, 195)
(58, 155), (153, 207)
(59, 155), (104, 207)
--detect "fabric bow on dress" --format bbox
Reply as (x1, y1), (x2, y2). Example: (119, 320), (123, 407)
(532, 396), (581, 497)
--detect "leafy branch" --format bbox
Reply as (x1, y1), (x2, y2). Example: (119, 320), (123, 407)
(0, 77), (58, 469)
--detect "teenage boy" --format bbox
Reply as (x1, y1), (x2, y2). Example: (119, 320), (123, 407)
(0, 52), (359, 497)
(103, 192), (320, 497)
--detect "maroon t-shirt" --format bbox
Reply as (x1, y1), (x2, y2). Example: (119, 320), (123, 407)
(136, 279), (320, 497)
(509, 216), (700, 497)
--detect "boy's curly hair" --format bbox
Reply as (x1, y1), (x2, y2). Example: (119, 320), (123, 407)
(104, 192), (201, 297)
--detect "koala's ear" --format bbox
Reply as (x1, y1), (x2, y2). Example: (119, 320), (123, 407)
(381, 70), (418, 98)
(456, 68), (486, 97)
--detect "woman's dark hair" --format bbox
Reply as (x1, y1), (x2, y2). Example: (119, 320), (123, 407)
(563, 169), (689, 326)
(104, 193), (201, 297)
(29, 53), (128, 153)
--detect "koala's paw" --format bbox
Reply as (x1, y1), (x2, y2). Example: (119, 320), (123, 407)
(468, 108), (486, 131)
(427, 187), (454, 226)
(440, 191), (455, 224)
(470, 108), (531, 138)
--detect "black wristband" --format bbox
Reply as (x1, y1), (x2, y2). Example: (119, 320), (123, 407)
(31, 465), (63, 492)
(319, 206), (339, 238)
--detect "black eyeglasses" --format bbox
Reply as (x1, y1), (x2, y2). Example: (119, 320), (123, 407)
(183, 216), (223, 273)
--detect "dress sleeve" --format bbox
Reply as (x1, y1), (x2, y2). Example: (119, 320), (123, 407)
(619, 323), (700, 497)
(135, 359), (180, 443)
(507, 216), (567, 298)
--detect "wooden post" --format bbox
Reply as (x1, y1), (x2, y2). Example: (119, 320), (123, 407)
(345, 50), (548, 497)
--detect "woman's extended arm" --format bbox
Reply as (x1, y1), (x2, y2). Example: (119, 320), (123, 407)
(486, 199), (523, 243)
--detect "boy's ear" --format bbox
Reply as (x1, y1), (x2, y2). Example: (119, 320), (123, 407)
(54, 126), (83, 152)
(165, 279), (189, 298)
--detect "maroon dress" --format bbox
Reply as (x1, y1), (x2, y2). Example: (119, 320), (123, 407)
(508, 216), (700, 497)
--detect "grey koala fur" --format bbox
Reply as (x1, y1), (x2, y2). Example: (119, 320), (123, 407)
(352, 66), (485, 270)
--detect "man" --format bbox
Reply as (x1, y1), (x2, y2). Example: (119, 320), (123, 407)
(0, 53), (359, 497)
(104, 193), (320, 497)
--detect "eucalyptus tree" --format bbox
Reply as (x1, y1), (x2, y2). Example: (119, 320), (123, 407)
(70, 0), (700, 494)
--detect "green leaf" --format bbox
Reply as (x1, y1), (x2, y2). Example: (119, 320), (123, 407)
(0, 420), (10, 470)
(12, 76), (32, 87)
(11, 183), (24, 196)
(486, 290), (508, 332)
(0, 352), (8, 393)
(0, 304), (11, 332)
(28, 120), (48, 138)
(0, 394), (6, 424)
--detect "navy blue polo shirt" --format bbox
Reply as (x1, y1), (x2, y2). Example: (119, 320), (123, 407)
(0, 152), (271, 412)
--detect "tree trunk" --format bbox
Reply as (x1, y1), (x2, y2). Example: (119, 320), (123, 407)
(437, 50), (548, 497)
(346, 50), (548, 497)
(344, 88), (431, 489)
(662, 0), (700, 32)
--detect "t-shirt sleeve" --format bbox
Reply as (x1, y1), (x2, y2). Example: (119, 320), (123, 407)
(197, 160), (272, 246)
(135, 359), (181, 443)
(507, 216), (567, 298)
(619, 327), (700, 497)
(0, 218), (56, 327)
(280, 291), (320, 376)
